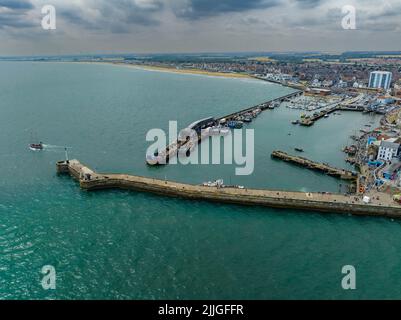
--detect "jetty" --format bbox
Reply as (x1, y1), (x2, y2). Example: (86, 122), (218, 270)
(154, 90), (303, 165)
(271, 151), (358, 181)
(299, 106), (338, 126)
(215, 91), (302, 122)
(57, 159), (401, 219)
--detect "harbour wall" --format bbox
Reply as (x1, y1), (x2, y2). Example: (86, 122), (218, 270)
(57, 160), (401, 219)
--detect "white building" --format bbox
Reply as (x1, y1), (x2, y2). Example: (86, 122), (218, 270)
(369, 71), (393, 90)
(377, 140), (400, 161)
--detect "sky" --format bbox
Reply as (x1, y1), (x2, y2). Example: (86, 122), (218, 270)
(0, 0), (401, 56)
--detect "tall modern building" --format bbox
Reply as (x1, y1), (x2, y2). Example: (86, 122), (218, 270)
(368, 71), (393, 90)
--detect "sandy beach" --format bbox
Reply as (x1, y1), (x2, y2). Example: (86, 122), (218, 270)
(75, 61), (253, 79)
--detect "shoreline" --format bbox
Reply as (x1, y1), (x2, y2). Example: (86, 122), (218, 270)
(69, 61), (255, 79)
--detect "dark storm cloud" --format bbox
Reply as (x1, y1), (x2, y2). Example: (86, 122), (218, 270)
(174, 0), (280, 19)
(0, 14), (35, 29)
(0, 0), (33, 10)
(60, 0), (164, 32)
(0, 0), (35, 29)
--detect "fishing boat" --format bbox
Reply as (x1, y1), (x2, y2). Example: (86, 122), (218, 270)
(294, 148), (304, 152)
(227, 121), (237, 129)
(228, 120), (244, 129)
(29, 142), (43, 151)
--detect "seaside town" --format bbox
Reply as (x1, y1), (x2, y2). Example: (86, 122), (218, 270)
(118, 53), (401, 207)
(25, 51), (401, 212)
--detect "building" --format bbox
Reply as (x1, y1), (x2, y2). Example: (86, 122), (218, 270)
(369, 71), (393, 90)
(377, 140), (400, 161)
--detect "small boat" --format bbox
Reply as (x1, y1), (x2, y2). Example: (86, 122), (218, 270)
(29, 142), (43, 151)
(324, 114), (329, 118)
(291, 120), (299, 125)
(294, 148), (304, 152)
(202, 179), (224, 188)
(227, 121), (237, 129)
(235, 121), (244, 129)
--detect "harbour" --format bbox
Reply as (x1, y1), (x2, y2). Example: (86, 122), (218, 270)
(148, 90), (302, 165)
(0, 61), (393, 300)
(2, 0), (401, 302)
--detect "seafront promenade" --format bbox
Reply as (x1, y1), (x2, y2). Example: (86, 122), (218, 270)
(57, 159), (401, 219)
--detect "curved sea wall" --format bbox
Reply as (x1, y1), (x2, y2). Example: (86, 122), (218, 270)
(57, 160), (401, 219)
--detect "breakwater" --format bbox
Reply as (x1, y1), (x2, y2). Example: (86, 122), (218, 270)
(57, 159), (401, 219)
(271, 151), (358, 181)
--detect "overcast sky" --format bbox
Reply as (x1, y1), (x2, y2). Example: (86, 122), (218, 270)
(0, 0), (400, 56)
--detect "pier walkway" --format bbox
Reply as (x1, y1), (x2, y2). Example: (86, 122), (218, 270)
(216, 91), (302, 122)
(57, 159), (401, 219)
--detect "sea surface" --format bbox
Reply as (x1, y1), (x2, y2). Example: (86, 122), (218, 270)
(1, 61), (400, 299)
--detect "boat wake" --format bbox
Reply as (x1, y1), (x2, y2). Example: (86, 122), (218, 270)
(42, 144), (71, 149)
(29, 143), (72, 152)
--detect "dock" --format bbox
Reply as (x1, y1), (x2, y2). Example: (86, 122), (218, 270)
(299, 95), (366, 126)
(57, 159), (401, 219)
(271, 151), (358, 181)
(299, 106), (337, 126)
(154, 90), (303, 165)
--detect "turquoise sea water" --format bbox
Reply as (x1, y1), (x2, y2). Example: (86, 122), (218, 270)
(1, 62), (401, 299)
